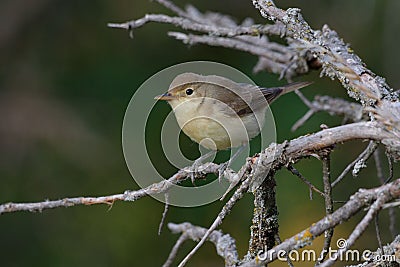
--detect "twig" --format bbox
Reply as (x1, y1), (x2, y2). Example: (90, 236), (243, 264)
(163, 233), (188, 267)
(166, 222), (239, 267)
(158, 193), (170, 235)
(0, 162), (224, 214)
(252, 0), (395, 102)
(389, 208), (397, 238)
(292, 95), (364, 131)
(353, 235), (400, 267)
(374, 148), (385, 184)
(108, 14), (278, 38)
(385, 151), (394, 184)
(375, 148), (397, 238)
(168, 32), (294, 67)
(374, 214), (383, 253)
(291, 110), (314, 132)
(286, 164), (325, 199)
(316, 153), (334, 265)
(178, 172), (253, 267)
(153, 0), (189, 19)
(331, 141), (378, 187)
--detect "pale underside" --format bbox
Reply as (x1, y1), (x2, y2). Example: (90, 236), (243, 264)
(170, 97), (266, 150)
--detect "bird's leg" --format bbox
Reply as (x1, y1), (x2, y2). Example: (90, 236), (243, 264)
(188, 150), (216, 185)
(218, 145), (246, 182)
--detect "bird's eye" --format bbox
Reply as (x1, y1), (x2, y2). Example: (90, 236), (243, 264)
(185, 88), (194, 95)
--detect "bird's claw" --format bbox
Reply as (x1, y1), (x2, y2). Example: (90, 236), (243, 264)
(188, 158), (204, 185)
(218, 162), (229, 183)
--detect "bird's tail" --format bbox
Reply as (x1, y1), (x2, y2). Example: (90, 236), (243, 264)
(261, 81), (313, 104)
(280, 81), (313, 95)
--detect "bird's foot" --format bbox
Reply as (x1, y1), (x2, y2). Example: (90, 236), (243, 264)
(217, 161), (229, 183)
(187, 151), (215, 185)
(188, 157), (203, 185)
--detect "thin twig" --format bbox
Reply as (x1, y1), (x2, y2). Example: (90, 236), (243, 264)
(331, 141), (378, 187)
(287, 164), (325, 199)
(385, 151), (394, 184)
(374, 148), (385, 184)
(108, 14), (278, 38)
(153, 0), (189, 19)
(374, 214), (383, 253)
(166, 222), (239, 267)
(388, 207), (397, 238)
(163, 233), (188, 267)
(292, 94), (364, 132)
(375, 148), (397, 239)
(291, 110), (315, 132)
(178, 171), (253, 267)
(158, 193), (170, 235)
(317, 154), (334, 265)
(168, 32), (292, 65)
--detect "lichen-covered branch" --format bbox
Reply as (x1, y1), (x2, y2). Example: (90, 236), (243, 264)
(165, 222), (239, 267)
(247, 174), (279, 258)
(1, 121), (393, 216)
(0, 162), (224, 214)
(292, 94), (364, 131)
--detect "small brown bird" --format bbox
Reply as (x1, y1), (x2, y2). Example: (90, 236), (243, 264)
(155, 72), (312, 151)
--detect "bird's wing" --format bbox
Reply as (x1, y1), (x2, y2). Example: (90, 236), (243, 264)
(202, 77), (269, 117)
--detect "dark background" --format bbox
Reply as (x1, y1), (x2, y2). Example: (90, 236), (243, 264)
(1, 0), (399, 266)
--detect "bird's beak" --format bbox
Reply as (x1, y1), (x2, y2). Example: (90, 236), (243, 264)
(154, 92), (176, 101)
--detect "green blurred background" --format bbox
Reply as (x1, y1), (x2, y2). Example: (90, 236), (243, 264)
(1, 0), (399, 266)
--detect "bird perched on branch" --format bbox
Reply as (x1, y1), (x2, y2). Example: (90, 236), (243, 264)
(155, 72), (312, 152)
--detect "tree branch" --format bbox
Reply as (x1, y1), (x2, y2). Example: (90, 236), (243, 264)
(0, 162), (223, 214)
(166, 222), (239, 267)
(0, 121), (395, 215)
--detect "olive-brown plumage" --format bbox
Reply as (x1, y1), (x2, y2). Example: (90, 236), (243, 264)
(155, 73), (312, 150)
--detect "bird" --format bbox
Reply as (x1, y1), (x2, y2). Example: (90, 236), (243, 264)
(155, 72), (312, 153)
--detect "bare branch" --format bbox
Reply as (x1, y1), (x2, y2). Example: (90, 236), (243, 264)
(178, 164), (253, 267)
(0, 162), (223, 214)
(286, 164), (324, 199)
(331, 141), (378, 187)
(153, 0), (189, 19)
(1, 121), (395, 215)
(374, 148), (398, 238)
(374, 215), (383, 254)
(163, 233), (188, 267)
(167, 31), (299, 76)
(292, 95), (364, 131)
(108, 14), (278, 38)
(317, 153), (334, 264)
(166, 222), (239, 267)
(158, 193), (170, 235)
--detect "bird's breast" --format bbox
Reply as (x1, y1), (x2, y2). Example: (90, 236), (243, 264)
(172, 99), (266, 150)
